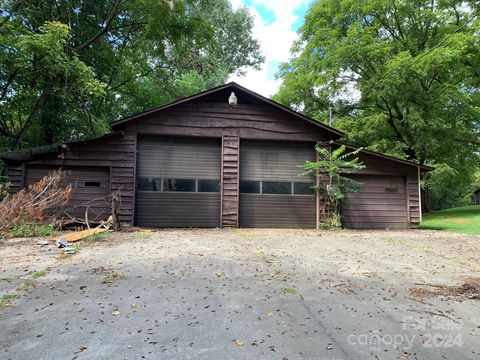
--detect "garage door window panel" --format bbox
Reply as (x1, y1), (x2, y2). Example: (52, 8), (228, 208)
(163, 178), (196, 192)
(294, 182), (315, 195)
(198, 180), (220, 193)
(262, 181), (291, 195)
(240, 181), (260, 194)
(138, 177), (162, 191)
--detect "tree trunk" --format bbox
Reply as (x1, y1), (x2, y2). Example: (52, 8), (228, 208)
(13, 84), (52, 150)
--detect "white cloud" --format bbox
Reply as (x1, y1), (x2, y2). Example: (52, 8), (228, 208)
(229, 0), (311, 98)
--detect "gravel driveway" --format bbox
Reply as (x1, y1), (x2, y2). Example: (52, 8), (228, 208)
(0, 228), (479, 360)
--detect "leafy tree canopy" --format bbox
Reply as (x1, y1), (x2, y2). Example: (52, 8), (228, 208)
(0, 0), (264, 150)
(275, 0), (480, 208)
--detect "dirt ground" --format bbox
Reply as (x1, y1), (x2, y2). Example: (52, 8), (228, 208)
(0, 228), (479, 360)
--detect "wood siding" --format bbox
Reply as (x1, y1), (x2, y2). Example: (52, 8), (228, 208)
(352, 152), (420, 226)
(6, 164), (24, 194)
(25, 166), (111, 221)
(128, 102), (333, 142)
(221, 136), (239, 227)
(6, 132), (136, 224)
(342, 175), (408, 229)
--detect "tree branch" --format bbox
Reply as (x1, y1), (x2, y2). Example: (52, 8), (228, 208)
(0, 1), (23, 29)
(13, 83), (52, 150)
(0, 68), (20, 101)
(74, 0), (123, 52)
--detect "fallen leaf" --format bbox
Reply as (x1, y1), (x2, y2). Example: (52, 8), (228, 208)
(267, 312), (273, 317)
(131, 303), (137, 309)
(233, 339), (244, 347)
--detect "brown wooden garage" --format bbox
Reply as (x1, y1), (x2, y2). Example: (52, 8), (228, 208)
(2, 82), (430, 229)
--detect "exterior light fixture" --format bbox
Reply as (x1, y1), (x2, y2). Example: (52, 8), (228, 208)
(228, 92), (237, 106)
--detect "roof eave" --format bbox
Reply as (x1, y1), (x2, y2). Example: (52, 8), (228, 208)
(328, 140), (433, 171)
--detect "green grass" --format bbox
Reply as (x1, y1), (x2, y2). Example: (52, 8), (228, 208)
(0, 294), (17, 308)
(283, 287), (297, 295)
(58, 246), (80, 259)
(132, 231), (151, 239)
(421, 205), (480, 235)
(8, 223), (57, 237)
(16, 270), (49, 292)
(0, 269), (51, 308)
(82, 231), (109, 243)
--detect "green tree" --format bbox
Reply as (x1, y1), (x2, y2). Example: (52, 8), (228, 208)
(301, 144), (365, 228)
(0, 0), (263, 150)
(276, 0), (480, 209)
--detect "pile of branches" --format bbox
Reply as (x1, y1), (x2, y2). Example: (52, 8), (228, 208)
(0, 170), (72, 232)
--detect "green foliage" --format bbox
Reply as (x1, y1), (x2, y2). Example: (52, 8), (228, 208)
(276, 0), (480, 209)
(421, 205), (480, 235)
(426, 164), (475, 210)
(82, 231), (109, 243)
(317, 212), (342, 230)
(132, 231), (151, 239)
(9, 223), (57, 237)
(283, 287), (297, 295)
(301, 144), (365, 227)
(31, 270), (47, 280)
(58, 246), (80, 259)
(0, 19), (106, 150)
(0, 294), (16, 308)
(0, 0), (264, 151)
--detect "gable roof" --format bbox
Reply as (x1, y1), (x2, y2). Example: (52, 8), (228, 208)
(110, 82), (344, 138)
(330, 140), (433, 171)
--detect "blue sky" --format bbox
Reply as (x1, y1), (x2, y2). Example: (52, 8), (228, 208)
(229, 0), (315, 97)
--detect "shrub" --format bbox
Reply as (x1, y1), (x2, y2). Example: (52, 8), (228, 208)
(301, 144), (365, 228)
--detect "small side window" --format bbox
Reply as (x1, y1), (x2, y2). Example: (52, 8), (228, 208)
(85, 181), (101, 187)
(385, 187), (398, 193)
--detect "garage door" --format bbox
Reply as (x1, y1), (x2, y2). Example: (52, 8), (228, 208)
(239, 141), (316, 228)
(135, 136), (221, 227)
(342, 175), (408, 229)
(26, 166), (111, 221)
